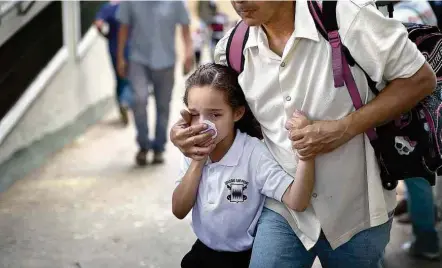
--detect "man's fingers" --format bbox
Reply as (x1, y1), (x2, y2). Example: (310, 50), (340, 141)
(297, 153), (315, 161)
(201, 137), (215, 147)
(297, 146), (314, 157)
(175, 124), (208, 141)
(289, 129), (304, 141)
(180, 109), (192, 124)
(188, 144), (215, 156)
(190, 131), (216, 146)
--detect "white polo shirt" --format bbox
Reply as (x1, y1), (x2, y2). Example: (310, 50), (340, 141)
(214, 0), (426, 250)
(177, 130), (294, 252)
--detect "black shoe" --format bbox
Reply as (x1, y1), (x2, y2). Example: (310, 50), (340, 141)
(402, 240), (440, 261)
(119, 105), (129, 126)
(135, 149), (148, 166)
(152, 152), (164, 164)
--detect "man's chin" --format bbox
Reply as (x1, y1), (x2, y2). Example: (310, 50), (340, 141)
(241, 18), (261, 27)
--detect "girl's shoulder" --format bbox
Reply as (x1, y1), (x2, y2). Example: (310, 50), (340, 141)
(241, 133), (272, 158)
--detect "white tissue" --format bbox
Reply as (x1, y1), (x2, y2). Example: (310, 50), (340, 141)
(200, 120), (218, 139)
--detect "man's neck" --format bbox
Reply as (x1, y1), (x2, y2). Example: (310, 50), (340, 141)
(262, 2), (296, 57)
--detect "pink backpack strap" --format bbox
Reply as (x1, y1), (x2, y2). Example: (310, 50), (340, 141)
(226, 21), (249, 73)
(308, 1), (378, 140)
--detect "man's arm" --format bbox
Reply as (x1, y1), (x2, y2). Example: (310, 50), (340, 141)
(345, 63), (435, 137)
(290, 3), (436, 160)
(116, 2), (131, 78)
(117, 24), (129, 77)
(175, 1), (193, 75)
(181, 24), (193, 75)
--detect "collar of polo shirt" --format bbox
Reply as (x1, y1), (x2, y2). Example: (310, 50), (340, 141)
(209, 130), (245, 167)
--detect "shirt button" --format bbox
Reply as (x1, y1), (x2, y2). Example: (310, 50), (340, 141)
(280, 62), (286, 67)
(286, 96), (291, 101)
(312, 193), (318, 198)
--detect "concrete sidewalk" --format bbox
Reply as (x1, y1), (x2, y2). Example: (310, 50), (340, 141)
(0, 92), (440, 267)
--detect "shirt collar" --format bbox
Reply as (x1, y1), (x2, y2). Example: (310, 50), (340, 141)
(210, 130), (245, 167)
(244, 0), (320, 51)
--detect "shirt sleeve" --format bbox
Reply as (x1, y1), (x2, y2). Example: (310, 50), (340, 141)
(214, 27), (234, 66)
(341, 3), (426, 84)
(175, 0), (191, 26)
(252, 143), (294, 202)
(116, 1), (131, 25)
(176, 155), (191, 185)
(95, 3), (111, 21)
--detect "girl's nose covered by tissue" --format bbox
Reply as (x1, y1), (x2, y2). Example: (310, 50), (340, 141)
(200, 120), (218, 139)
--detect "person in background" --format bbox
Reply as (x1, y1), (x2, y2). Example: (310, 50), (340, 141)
(209, 11), (228, 62)
(393, 0), (440, 261)
(192, 19), (206, 68)
(117, 1), (193, 166)
(94, 0), (132, 126)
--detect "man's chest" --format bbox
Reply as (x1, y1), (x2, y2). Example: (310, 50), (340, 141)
(130, 2), (175, 26)
(239, 39), (372, 128)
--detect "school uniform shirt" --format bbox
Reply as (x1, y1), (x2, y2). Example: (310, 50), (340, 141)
(177, 130), (294, 252)
(215, 0), (426, 250)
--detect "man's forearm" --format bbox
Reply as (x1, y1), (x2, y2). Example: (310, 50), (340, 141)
(181, 25), (193, 57)
(343, 63), (436, 137)
(118, 24), (129, 61)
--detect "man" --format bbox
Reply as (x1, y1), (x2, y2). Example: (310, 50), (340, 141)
(117, 1), (193, 166)
(95, 0), (132, 126)
(171, 1), (436, 267)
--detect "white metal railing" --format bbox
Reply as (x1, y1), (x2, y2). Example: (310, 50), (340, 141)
(0, 0), (98, 145)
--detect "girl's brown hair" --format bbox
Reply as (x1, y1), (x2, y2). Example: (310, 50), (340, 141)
(184, 63), (262, 139)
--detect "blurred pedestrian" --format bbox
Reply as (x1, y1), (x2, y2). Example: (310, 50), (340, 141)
(94, 0), (132, 126)
(117, 1), (193, 166)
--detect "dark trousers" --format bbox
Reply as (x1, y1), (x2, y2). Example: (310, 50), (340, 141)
(181, 240), (252, 268)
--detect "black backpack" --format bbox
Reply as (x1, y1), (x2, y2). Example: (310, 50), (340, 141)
(226, 1), (442, 190)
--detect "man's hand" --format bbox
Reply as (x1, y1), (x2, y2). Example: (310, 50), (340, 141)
(183, 52), (194, 76)
(286, 112), (353, 160)
(94, 19), (104, 30)
(117, 58), (127, 78)
(170, 110), (216, 160)
(181, 24), (193, 76)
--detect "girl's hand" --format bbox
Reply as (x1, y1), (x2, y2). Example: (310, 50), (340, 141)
(285, 110), (311, 131)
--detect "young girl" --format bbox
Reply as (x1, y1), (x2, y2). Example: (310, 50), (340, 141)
(172, 63), (315, 268)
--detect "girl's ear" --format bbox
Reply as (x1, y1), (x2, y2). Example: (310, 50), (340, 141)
(233, 106), (246, 123)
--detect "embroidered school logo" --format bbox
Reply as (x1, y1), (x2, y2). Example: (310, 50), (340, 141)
(225, 178), (248, 203)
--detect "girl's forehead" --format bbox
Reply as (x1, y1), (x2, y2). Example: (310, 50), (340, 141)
(187, 86), (229, 109)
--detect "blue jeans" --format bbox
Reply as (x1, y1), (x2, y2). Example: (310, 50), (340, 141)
(249, 208), (392, 268)
(404, 177), (439, 251)
(111, 55), (133, 108)
(128, 61), (175, 152)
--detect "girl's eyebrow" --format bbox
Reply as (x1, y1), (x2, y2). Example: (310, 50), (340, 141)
(207, 108), (223, 112)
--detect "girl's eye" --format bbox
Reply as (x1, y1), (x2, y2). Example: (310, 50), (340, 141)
(210, 114), (221, 119)
(191, 114), (199, 118)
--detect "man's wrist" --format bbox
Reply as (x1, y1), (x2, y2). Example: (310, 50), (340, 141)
(340, 114), (359, 139)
